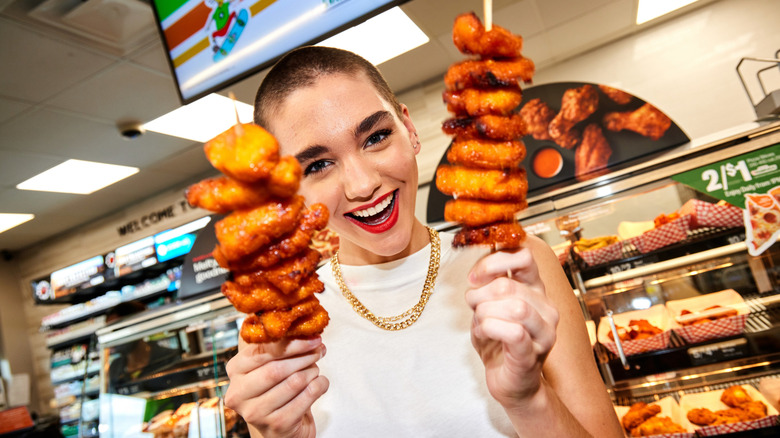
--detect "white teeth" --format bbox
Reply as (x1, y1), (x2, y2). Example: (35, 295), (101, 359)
(352, 193), (393, 218)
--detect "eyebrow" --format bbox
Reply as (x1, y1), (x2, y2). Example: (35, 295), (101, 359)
(294, 145), (329, 164)
(294, 111), (394, 164)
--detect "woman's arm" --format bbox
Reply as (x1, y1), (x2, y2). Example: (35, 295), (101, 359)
(466, 234), (623, 437)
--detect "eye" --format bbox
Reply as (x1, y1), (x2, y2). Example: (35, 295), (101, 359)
(304, 159), (332, 176)
(365, 129), (392, 148)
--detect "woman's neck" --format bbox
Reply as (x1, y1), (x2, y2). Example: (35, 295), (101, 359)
(337, 220), (431, 266)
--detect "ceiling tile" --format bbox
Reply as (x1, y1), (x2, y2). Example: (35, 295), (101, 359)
(0, 96), (31, 124)
(127, 39), (171, 76)
(536, 0), (618, 28)
(145, 144), (214, 178)
(546, 0), (634, 57)
(493, 0), (545, 37)
(46, 62), (180, 123)
(0, 20), (115, 103)
(0, 150), (64, 187)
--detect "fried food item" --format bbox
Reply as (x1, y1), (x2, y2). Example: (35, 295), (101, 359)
(214, 195), (304, 262)
(679, 305), (738, 325)
(444, 199), (527, 227)
(435, 165), (528, 202)
(653, 212), (680, 228)
(622, 402), (662, 431)
(599, 85), (633, 105)
(204, 123), (279, 182)
(232, 248), (321, 294)
(442, 113), (527, 141)
(740, 400), (768, 420)
(721, 385), (754, 408)
(573, 235), (618, 252)
(519, 98), (555, 140)
(453, 221), (526, 248)
(452, 12), (523, 58)
(222, 275), (325, 314)
(446, 138), (526, 169)
(240, 296), (329, 343)
(444, 57), (535, 91)
(630, 416), (685, 436)
(687, 407), (718, 426)
(443, 88), (524, 117)
(549, 84), (599, 149)
(608, 319), (663, 341)
(603, 103), (671, 140)
(575, 124), (612, 181)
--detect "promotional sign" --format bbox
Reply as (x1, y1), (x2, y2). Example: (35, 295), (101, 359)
(48, 255), (109, 300)
(179, 214), (229, 299)
(672, 143), (780, 255)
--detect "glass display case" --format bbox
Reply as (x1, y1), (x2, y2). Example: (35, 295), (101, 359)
(515, 121), (780, 435)
(95, 292), (248, 438)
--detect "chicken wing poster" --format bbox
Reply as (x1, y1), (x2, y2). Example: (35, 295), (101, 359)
(427, 82), (689, 224)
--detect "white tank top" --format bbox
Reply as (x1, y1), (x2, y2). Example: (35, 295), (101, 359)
(313, 232), (517, 437)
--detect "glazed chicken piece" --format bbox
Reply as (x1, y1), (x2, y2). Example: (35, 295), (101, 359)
(630, 416), (686, 436)
(519, 98), (555, 141)
(446, 138), (526, 170)
(687, 407), (718, 426)
(574, 124), (612, 182)
(622, 402), (662, 431)
(548, 84), (599, 149)
(599, 84), (633, 104)
(603, 103), (671, 140)
(442, 113), (527, 141)
(452, 12), (523, 58)
(443, 88), (524, 117)
(444, 57), (535, 91)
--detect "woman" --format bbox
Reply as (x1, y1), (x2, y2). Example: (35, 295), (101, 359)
(224, 46), (623, 438)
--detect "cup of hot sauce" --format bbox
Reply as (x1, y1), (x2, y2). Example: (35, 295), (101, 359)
(532, 147), (563, 179)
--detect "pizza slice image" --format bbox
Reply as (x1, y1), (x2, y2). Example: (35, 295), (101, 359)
(745, 193), (780, 255)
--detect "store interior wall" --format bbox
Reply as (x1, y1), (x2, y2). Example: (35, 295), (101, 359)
(3, 0), (778, 417)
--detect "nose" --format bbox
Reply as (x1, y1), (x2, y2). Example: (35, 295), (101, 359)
(341, 154), (381, 201)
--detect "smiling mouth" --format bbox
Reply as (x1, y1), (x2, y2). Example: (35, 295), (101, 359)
(345, 190), (397, 227)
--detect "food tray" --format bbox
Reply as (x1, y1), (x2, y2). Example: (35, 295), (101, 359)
(679, 385), (779, 437)
(598, 305), (671, 356)
(578, 240), (623, 266)
(679, 199), (744, 229)
(629, 215), (691, 254)
(666, 290), (749, 344)
(614, 396), (694, 437)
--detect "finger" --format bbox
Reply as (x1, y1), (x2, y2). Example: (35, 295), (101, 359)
(227, 337), (323, 376)
(473, 299), (557, 352)
(468, 247), (541, 288)
(465, 277), (558, 324)
(263, 368), (330, 430)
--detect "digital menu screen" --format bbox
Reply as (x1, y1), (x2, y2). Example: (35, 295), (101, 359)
(114, 236), (158, 277)
(154, 217), (211, 263)
(47, 255), (108, 300)
(151, 0), (405, 103)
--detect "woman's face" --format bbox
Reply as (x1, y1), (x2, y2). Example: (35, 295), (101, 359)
(267, 73), (421, 264)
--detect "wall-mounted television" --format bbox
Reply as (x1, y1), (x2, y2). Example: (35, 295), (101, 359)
(151, 0), (407, 104)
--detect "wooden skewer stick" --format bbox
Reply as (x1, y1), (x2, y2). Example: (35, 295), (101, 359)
(228, 91), (244, 136)
(484, 0), (493, 31)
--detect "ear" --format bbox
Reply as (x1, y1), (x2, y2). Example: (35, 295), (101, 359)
(399, 104), (421, 155)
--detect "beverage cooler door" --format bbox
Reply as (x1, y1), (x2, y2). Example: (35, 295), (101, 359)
(96, 293), (248, 437)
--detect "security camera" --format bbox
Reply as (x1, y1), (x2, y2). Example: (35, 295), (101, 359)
(117, 120), (146, 139)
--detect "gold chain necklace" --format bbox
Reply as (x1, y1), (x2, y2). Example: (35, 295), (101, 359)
(330, 227), (441, 331)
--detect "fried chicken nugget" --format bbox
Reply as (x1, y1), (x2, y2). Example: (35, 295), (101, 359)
(519, 98), (555, 141)
(232, 248), (321, 294)
(622, 402), (662, 431)
(444, 58), (535, 91)
(452, 12), (523, 58)
(575, 124), (612, 182)
(630, 416), (685, 436)
(446, 138), (526, 169)
(687, 408), (718, 426)
(204, 123), (279, 183)
(213, 203), (329, 271)
(186, 176), (272, 214)
(436, 165), (528, 202)
(443, 88), (523, 117)
(222, 275), (324, 314)
(442, 113), (527, 141)
(240, 296), (327, 343)
(721, 385), (753, 408)
(453, 221), (526, 248)
(215, 195), (304, 262)
(444, 199), (527, 227)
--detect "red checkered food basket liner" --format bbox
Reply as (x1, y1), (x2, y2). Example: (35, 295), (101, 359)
(579, 240), (623, 266)
(680, 199), (744, 229)
(598, 305), (671, 356)
(695, 415), (778, 437)
(666, 290), (749, 344)
(630, 215), (691, 253)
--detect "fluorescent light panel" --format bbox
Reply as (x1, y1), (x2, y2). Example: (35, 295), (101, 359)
(17, 159), (139, 194)
(636, 0), (700, 24)
(0, 213), (34, 234)
(144, 93), (254, 142)
(318, 7), (429, 65)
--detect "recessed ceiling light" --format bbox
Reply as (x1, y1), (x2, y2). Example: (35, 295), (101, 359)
(636, 0), (699, 25)
(16, 159), (139, 195)
(0, 213), (35, 234)
(318, 7), (429, 65)
(144, 93), (254, 142)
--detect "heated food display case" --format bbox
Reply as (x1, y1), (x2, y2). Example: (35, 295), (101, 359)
(95, 293), (248, 438)
(513, 121), (780, 436)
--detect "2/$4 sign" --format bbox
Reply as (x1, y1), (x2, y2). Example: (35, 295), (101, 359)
(116, 200), (195, 237)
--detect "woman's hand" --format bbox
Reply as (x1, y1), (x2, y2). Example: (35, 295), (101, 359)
(224, 336), (328, 438)
(466, 245), (560, 409)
